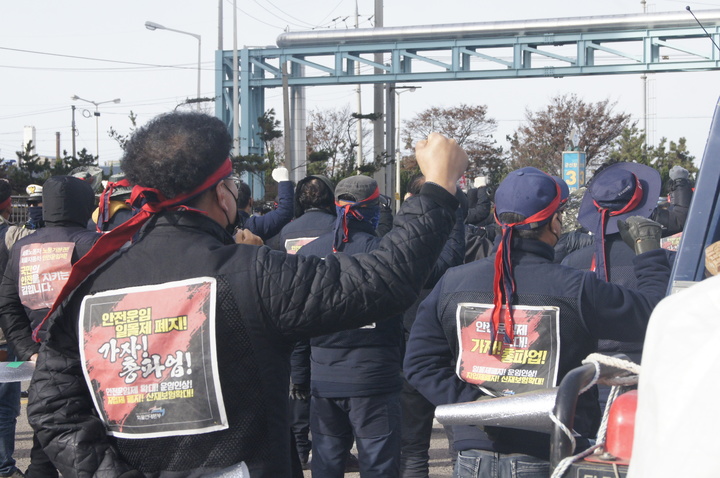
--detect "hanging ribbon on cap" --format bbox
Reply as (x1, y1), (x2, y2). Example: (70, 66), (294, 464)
(491, 182), (561, 352)
(590, 173), (643, 281)
(32, 157), (233, 342)
(332, 187), (380, 252)
(96, 178), (132, 232)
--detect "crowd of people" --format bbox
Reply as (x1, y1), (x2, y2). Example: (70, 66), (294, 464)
(0, 110), (697, 478)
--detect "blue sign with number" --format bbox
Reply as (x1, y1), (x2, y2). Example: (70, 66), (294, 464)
(562, 151), (586, 192)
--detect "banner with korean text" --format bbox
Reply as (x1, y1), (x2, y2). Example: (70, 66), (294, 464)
(79, 277), (227, 438)
(455, 303), (560, 397)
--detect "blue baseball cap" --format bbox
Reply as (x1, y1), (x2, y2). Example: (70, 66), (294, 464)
(578, 162), (661, 235)
(495, 167), (563, 229)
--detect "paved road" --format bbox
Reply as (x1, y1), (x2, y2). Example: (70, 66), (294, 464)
(13, 382), (32, 474)
(13, 385), (454, 477)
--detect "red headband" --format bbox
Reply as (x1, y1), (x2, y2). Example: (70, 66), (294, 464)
(591, 173), (643, 281)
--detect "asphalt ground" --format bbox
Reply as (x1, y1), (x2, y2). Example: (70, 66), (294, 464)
(12, 381), (32, 474)
(13, 384), (455, 477)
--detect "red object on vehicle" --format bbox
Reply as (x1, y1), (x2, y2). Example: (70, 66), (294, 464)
(604, 389), (638, 461)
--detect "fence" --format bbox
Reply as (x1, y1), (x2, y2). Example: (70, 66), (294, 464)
(10, 196), (30, 225)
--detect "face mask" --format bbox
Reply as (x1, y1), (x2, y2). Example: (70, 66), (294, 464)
(222, 181), (241, 236)
(28, 206), (44, 229)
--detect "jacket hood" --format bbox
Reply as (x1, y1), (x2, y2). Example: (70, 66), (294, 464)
(42, 176), (96, 227)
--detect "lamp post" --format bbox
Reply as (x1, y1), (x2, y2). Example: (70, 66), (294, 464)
(70, 95), (121, 160)
(394, 86), (418, 212)
(145, 21), (202, 110)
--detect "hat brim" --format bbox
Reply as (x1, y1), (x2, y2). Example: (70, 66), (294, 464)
(577, 162), (661, 235)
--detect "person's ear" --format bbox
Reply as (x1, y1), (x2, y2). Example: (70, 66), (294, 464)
(215, 182), (230, 212)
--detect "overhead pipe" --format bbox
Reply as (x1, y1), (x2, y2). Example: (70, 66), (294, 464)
(277, 9), (720, 47)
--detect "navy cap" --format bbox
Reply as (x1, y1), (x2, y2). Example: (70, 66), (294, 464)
(551, 176), (570, 207)
(578, 162), (661, 235)
(495, 167), (561, 228)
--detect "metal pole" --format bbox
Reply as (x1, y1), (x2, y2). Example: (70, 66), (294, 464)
(71, 105), (77, 159)
(232, 0), (240, 156)
(196, 36), (202, 110)
(373, 0), (384, 167)
(218, 0), (223, 51)
(94, 105), (100, 160)
(282, 62), (292, 168)
(395, 91), (401, 212)
(355, 1), (363, 171)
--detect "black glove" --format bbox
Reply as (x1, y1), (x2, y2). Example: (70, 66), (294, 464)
(379, 194), (392, 212)
(617, 216), (663, 254)
(289, 381), (310, 401)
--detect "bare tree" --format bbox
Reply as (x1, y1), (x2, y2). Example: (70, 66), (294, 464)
(306, 105), (372, 181)
(508, 94), (632, 175)
(403, 104), (506, 186)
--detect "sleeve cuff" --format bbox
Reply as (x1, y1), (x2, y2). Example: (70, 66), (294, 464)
(420, 182), (460, 211)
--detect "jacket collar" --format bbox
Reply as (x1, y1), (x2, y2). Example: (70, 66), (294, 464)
(492, 236), (555, 263)
(140, 210), (235, 245)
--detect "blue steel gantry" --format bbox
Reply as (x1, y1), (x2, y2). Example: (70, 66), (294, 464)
(215, 9), (720, 184)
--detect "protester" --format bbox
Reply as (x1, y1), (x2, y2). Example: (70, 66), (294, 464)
(236, 166), (294, 241)
(400, 174), (466, 478)
(266, 173), (337, 472)
(26, 112), (468, 478)
(463, 177), (496, 263)
(22, 186), (44, 231)
(90, 173), (133, 232)
(0, 175), (100, 478)
(0, 179), (25, 478)
(650, 164), (694, 236)
(404, 167), (671, 477)
(294, 175), (407, 477)
(267, 174), (336, 254)
(562, 162), (664, 365)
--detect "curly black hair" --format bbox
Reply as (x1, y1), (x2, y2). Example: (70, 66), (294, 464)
(298, 178), (334, 211)
(121, 112), (232, 199)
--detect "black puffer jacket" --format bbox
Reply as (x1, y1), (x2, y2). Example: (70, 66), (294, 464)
(0, 176), (100, 359)
(27, 183), (457, 478)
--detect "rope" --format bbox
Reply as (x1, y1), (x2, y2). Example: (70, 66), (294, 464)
(549, 353), (640, 478)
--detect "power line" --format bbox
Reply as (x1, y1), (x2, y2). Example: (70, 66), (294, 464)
(0, 46), (206, 72)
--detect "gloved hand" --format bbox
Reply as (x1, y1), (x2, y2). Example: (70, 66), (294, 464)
(271, 167), (289, 183)
(617, 216), (663, 255)
(669, 165), (689, 181)
(289, 381), (310, 401)
(379, 194), (392, 212)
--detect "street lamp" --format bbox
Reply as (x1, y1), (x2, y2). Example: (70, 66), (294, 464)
(394, 86), (419, 212)
(145, 21), (202, 110)
(70, 95), (121, 160)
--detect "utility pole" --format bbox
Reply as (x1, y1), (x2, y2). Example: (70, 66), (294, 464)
(373, 0), (385, 186)
(71, 105), (77, 159)
(218, 0), (223, 51)
(232, 0), (240, 156)
(641, 0), (648, 158)
(354, 1), (363, 172)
